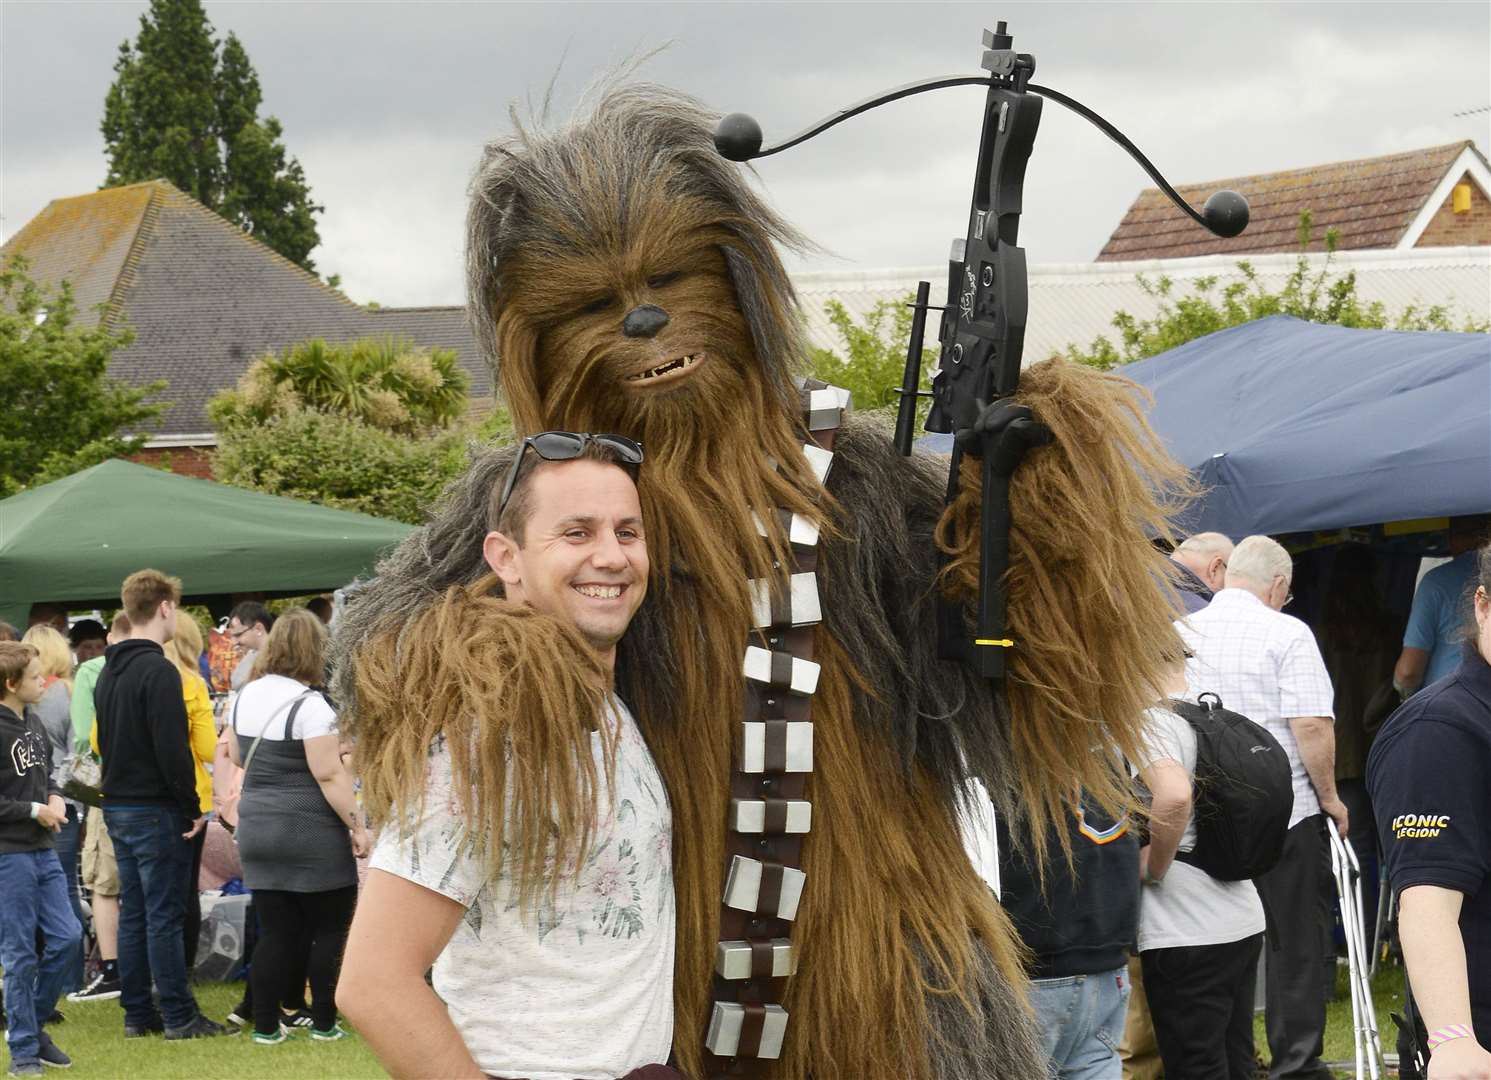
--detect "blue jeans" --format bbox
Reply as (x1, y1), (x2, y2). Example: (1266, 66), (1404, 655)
(105, 805), (199, 1029)
(0, 848), (83, 1067)
(1029, 965), (1132, 1080)
(51, 808), (85, 993)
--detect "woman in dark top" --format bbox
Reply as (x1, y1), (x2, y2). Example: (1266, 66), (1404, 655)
(1368, 543), (1491, 1077)
(228, 610), (369, 1044)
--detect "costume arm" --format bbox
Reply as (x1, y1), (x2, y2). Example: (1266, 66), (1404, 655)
(337, 869), (483, 1080)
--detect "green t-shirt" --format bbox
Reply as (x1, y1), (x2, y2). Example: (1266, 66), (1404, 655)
(71, 655), (105, 756)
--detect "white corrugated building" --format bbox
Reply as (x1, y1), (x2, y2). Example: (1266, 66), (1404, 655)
(793, 246), (1491, 363)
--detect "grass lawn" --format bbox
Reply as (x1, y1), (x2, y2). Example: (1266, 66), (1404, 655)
(32, 981), (383, 1079)
(1254, 961), (1403, 1078)
(20, 961), (1405, 1079)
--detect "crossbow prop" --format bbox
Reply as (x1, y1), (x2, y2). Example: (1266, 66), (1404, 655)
(715, 20), (1249, 678)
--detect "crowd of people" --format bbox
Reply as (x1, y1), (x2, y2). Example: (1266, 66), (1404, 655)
(0, 588), (346, 1073)
(1, 452), (1488, 1080)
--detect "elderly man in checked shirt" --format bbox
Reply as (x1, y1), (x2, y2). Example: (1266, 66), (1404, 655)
(1176, 535), (1343, 1080)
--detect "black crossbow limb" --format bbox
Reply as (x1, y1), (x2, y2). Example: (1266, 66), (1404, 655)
(714, 20), (1249, 679)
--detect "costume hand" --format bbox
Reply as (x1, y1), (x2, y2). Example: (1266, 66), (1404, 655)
(183, 814), (209, 840)
(36, 803), (66, 831)
(1428, 1037), (1491, 1079)
(1321, 797), (1350, 840)
(351, 824), (372, 859)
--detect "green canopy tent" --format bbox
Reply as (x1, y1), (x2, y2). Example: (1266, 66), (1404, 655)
(0, 459), (415, 627)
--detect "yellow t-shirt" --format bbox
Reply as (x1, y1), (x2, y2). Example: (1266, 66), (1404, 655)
(182, 671), (216, 814)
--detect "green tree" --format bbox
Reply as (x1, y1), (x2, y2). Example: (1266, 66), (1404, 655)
(101, 0), (323, 271)
(0, 257), (164, 495)
(1067, 213), (1489, 370)
(212, 409), (471, 525)
(208, 335), (490, 524)
(807, 295), (934, 425)
(209, 336), (471, 436)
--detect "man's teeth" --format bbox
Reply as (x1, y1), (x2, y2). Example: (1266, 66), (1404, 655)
(624, 353), (701, 381)
(575, 584), (623, 599)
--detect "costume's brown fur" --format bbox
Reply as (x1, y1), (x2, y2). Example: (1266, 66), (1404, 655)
(334, 83), (1192, 1079)
(351, 578), (618, 916)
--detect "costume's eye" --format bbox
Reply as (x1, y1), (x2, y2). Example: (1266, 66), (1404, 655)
(646, 271), (683, 290)
(580, 294), (616, 316)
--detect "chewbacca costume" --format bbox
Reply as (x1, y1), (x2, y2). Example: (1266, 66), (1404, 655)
(334, 84), (1192, 1080)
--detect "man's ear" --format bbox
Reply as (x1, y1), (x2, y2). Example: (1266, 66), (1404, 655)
(483, 531), (523, 589)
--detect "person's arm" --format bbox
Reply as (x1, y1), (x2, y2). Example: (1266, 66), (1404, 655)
(337, 869), (483, 1079)
(1136, 757), (1192, 882)
(184, 677), (216, 766)
(1289, 715), (1348, 836)
(147, 665), (204, 823)
(1399, 885), (1491, 1077)
(1394, 646), (1430, 699)
(70, 664), (98, 756)
(304, 733), (370, 856)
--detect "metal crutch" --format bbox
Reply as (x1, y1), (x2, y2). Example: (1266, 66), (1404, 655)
(1330, 819), (1386, 1080)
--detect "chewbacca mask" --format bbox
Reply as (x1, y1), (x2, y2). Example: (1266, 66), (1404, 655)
(335, 83), (1191, 1080)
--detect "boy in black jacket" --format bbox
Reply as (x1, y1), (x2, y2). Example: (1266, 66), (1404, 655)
(0, 641), (81, 1076)
(94, 569), (229, 1042)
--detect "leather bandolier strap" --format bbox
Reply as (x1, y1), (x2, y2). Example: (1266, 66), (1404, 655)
(702, 380), (849, 1077)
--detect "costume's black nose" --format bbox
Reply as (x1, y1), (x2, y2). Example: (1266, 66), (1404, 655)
(622, 304), (670, 339)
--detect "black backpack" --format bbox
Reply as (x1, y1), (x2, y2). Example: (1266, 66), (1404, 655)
(1170, 693), (1292, 881)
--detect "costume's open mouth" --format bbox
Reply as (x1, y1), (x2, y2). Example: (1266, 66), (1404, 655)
(623, 351), (705, 387)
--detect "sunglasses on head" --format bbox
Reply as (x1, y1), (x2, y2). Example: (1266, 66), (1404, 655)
(494, 431), (644, 526)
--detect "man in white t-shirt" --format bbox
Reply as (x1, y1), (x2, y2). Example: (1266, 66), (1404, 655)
(337, 433), (681, 1080)
(1134, 702), (1266, 1080)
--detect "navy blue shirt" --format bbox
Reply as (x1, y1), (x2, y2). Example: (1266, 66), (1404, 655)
(996, 793), (1140, 979)
(1367, 647), (1491, 1043)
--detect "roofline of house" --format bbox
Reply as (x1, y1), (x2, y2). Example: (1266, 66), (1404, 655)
(1397, 146), (1491, 249)
(791, 245), (1491, 289)
(142, 432), (218, 450)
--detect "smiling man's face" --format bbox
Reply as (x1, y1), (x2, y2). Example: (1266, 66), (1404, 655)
(483, 458), (648, 669)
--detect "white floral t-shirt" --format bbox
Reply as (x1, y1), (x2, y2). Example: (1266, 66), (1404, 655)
(369, 699), (675, 1080)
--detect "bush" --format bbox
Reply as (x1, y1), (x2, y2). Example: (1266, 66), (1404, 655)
(212, 408), (471, 525)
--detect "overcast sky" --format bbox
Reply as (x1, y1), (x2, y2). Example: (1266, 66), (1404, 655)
(3, 1), (1488, 308)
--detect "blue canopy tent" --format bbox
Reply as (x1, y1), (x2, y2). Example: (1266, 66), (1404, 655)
(919, 316), (1491, 539)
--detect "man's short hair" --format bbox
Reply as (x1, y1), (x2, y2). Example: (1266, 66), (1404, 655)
(1225, 535), (1292, 588)
(0, 622), (18, 643)
(121, 569), (182, 627)
(305, 596), (333, 623)
(0, 641), (38, 692)
(488, 440), (639, 545)
(109, 612), (131, 637)
(69, 619), (107, 648)
(229, 600), (274, 632)
(26, 602), (67, 629)
(1174, 532), (1234, 559)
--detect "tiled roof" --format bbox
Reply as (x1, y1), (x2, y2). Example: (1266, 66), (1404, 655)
(0, 182), (158, 323)
(794, 246), (1491, 366)
(1096, 142), (1482, 261)
(2, 181), (491, 437)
